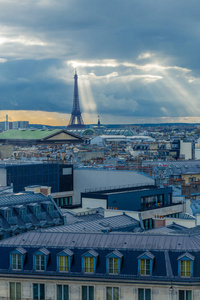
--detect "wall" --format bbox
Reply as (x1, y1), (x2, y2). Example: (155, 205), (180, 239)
(82, 197), (107, 209)
(107, 187), (172, 211)
(74, 169), (155, 205)
(0, 168), (7, 186)
(180, 140), (193, 160)
(0, 277), (198, 300)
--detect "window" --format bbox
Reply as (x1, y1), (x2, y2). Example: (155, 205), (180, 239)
(12, 254), (21, 270)
(35, 255), (45, 271)
(84, 257), (94, 273)
(140, 259), (150, 275)
(34, 205), (40, 217)
(138, 252), (154, 276)
(19, 207), (26, 220)
(10, 247), (26, 271)
(5, 209), (12, 222)
(33, 284), (45, 300)
(82, 250), (98, 274)
(106, 287), (119, 300)
(178, 253), (194, 278)
(82, 286), (94, 300)
(34, 248), (50, 271)
(59, 256), (68, 272)
(10, 282), (21, 300)
(138, 289), (151, 300)
(106, 251), (123, 275)
(57, 249), (73, 272)
(108, 258), (118, 274)
(181, 260), (191, 277)
(179, 290), (192, 300)
(57, 285), (69, 300)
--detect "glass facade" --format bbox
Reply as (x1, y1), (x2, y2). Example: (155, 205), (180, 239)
(6, 164), (73, 193)
(54, 196), (72, 207)
(144, 218), (155, 230)
(141, 194), (164, 209)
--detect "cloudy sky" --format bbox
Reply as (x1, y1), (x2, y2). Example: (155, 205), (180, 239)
(0, 0), (200, 125)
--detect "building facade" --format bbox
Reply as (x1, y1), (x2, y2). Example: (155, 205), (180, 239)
(0, 230), (199, 299)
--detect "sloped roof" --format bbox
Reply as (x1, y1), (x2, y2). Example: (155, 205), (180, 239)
(43, 214), (140, 233)
(0, 129), (59, 140)
(3, 229), (200, 251)
(0, 129), (83, 142)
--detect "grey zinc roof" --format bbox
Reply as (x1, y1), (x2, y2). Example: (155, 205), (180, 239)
(43, 214), (139, 233)
(177, 252), (195, 261)
(3, 229), (200, 251)
(0, 193), (48, 207)
(137, 251), (155, 260)
(58, 249), (74, 256)
(82, 249), (99, 257)
(15, 247), (27, 254)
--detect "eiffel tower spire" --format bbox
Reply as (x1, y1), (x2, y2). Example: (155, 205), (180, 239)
(68, 70), (85, 129)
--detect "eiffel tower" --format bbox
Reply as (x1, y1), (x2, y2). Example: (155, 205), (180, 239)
(68, 70), (85, 129)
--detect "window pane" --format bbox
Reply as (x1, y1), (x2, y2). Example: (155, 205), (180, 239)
(146, 260), (150, 275)
(179, 291), (184, 300)
(140, 259), (145, 275)
(16, 283), (21, 300)
(82, 286), (87, 300)
(41, 256), (45, 270)
(10, 283), (15, 300)
(57, 285), (62, 300)
(186, 291), (192, 300)
(114, 258), (118, 274)
(40, 284), (45, 300)
(138, 289), (144, 300)
(89, 286), (94, 300)
(33, 284), (38, 300)
(109, 258), (113, 273)
(90, 257), (94, 273)
(113, 287), (119, 300)
(186, 261), (191, 277)
(145, 289), (151, 300)
(106, 287), (112, 300)
(64, 285), (69, 300)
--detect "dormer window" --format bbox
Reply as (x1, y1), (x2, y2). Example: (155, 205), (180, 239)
(48, 204), (54, 213)
(1, 207), (12, 222)
(57, 249), (74, 273)
(10, 247), (27, 271)
(19, 207), (26, 221)
(138, 252), (155, 276)
(34, 205), (40, 218)
(34, 248), (50, 271)
(178, 253), (194, 278)
(106, 250), (123, 275)
(82, 250), (99, 274)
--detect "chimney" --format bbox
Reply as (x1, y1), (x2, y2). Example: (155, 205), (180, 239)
(153, 216), (166, 228)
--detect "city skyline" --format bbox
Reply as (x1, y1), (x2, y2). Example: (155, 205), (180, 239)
(0, 1), (199, 125)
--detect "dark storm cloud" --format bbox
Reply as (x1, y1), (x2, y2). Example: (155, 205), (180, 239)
(0, 0), (200, 123)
